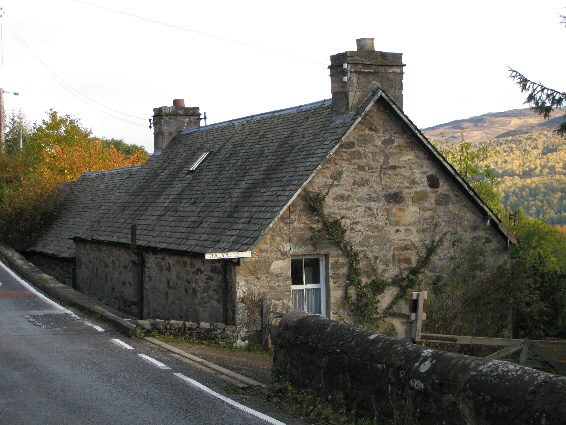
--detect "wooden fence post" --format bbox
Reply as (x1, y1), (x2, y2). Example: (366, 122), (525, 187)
(407, 291), (427, 343)
(519, 338), (530, 366)
(262, 296), (270, 347)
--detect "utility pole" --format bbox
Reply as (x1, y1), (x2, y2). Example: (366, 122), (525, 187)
(0, 89), (20, 153)
(0, 88), (4, 154)
(18, 112), (23, 150)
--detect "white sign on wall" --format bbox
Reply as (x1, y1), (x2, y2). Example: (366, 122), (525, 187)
(204, 251), (252, 260)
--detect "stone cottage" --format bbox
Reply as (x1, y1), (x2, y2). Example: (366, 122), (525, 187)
(25, 39), (513, 336)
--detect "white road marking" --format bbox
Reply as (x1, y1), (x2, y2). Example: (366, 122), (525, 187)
(0, 260), (76, 316)
(174, 373), (286, 425)
(83, 320), (105, 332)
(89, 324), (105, 332)
(138, 354), (171, 369)
(112, 339), (134, 350)
(0, 259), (283, 425)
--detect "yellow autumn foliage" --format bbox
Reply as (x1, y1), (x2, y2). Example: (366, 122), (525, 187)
(0, 110), (149, 249)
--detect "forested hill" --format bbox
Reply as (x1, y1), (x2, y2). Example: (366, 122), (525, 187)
(423, 108), (565, 145)
(422, 109), (566, 225)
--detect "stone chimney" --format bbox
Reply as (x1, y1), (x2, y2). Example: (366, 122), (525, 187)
(329, 38), (404, 117)
(153, 99), (201, 152)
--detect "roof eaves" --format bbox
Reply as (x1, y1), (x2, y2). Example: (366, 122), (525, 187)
(82, 165), (142, 177)
(71, 235), (207, 256)
(24, 248), (75, 260)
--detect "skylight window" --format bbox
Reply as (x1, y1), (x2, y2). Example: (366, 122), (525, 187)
(188, 152), (210, 172)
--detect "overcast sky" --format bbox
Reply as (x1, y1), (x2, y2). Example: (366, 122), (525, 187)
(1, 0), (564, 153)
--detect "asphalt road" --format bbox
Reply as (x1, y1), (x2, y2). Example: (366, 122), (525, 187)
(0, 260), (297, 425)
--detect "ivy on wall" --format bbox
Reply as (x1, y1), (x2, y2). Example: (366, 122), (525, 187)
(304, 188), (447, 329)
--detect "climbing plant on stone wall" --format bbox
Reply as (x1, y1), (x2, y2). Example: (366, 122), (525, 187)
(304, 187), (447, 330)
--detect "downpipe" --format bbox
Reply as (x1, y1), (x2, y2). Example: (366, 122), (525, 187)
(130, 224), (145, 320)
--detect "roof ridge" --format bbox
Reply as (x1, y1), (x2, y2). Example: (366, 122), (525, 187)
(82, 165), (142, 177)
(181, 98), (332, 134)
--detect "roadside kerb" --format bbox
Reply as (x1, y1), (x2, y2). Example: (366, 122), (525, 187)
(144, 337), (267, 390)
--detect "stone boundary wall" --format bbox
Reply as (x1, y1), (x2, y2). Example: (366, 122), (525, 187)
(273, 311), (566, 425)
(134, 319), (251, 345)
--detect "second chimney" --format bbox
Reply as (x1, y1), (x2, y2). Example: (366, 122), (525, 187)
(153, 100), (201, 152)
(329, 39), (404, 117)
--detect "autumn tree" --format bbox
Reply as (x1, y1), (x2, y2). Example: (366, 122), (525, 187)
(100, 138), (144, 158)
(0, 110), (149, 249)
(430, 130), (566, 341)
(511, 215), (566, 339)
(434, 129), (503, 216)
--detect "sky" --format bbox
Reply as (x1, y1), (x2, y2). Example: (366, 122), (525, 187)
(1, 0), (564, 153)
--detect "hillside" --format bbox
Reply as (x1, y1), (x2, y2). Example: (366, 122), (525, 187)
(424, 108), (565, 145)
(422, 109), (566, 225)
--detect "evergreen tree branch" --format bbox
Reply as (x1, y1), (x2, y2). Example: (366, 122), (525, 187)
(508, 68), (566, 136)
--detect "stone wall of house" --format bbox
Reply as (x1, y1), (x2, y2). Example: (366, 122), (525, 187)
(75, 241), (138, 316)
(235, 204), (345, 329)
(142, 250), (234, 324)
(75, 241), (234, 323)
(314, 98), (507, 278)
(23, 252), (74, 287)
(237, 98), (508, 335)
(274, 312), (566, 425)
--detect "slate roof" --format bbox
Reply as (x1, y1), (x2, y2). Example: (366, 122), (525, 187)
(72, 98), (355, 254)
(26, 88), (514, 258)
(27, 166), (142, 258)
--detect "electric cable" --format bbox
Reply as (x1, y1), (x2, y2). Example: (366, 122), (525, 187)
(2, 10), (146, 127)
(72, 0), (327, 66)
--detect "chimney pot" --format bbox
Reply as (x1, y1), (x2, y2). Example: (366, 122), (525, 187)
(356, 38), (375, 51)
(173, 99), (185, 107)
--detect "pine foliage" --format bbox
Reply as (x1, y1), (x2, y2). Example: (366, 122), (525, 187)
(508, 14), (566, 136)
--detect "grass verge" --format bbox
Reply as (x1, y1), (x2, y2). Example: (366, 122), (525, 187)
(138, 331), (272, 356)
(265, 382), (380, 425)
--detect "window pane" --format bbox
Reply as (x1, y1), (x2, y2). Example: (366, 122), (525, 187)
(306, 288), (321, 315)
(291, 259), (304, 285)
(303, 258), (320, 284)
(292, 288), (304, 311)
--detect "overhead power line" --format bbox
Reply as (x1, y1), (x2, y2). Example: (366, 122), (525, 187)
(2, 9), (146, 127)
(72, 0), (327, 66)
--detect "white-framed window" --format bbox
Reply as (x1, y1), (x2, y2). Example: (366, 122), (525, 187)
(291, 256), (326, 317)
